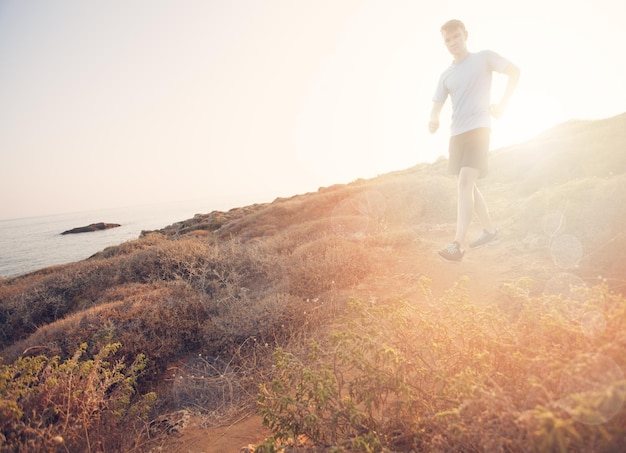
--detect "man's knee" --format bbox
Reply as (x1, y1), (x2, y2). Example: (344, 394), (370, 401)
(458, 167), (479, 191)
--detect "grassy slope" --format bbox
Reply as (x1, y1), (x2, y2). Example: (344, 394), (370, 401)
(1, 113), (625, 451)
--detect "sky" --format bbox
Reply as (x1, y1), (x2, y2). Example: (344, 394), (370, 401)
(1, 0), (625, 220)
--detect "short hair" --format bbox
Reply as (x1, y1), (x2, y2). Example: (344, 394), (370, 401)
(441, 19), (466, 33)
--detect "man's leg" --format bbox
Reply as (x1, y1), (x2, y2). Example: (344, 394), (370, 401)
(473, 185), (496, 233)
(454, 167), (480, 250)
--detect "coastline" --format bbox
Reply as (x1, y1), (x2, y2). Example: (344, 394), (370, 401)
(0, 198), (226, 278)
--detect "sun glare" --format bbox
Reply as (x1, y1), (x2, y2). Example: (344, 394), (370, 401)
(490, 86), (566, 149)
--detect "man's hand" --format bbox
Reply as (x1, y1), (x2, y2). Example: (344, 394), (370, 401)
(429, 101), (444, 134)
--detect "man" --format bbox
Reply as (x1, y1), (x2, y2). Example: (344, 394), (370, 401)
(429, 19), (520, 262)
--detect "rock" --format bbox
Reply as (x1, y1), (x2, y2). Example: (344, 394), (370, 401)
(61, 222), (121, 235)
(148, 409), (190, 436)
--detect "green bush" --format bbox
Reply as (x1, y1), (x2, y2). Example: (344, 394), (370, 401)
(0, 343), (155, 452)
(258, 277), (626, 452)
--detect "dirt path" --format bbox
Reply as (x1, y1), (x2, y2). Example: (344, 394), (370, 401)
(159, 226), (552, 452)
(156, 415), (269, 453)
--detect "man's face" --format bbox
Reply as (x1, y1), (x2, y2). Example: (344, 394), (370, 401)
(442, 27), (468, 58)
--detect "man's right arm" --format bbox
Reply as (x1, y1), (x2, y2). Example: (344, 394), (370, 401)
(429, 101), (444, 134)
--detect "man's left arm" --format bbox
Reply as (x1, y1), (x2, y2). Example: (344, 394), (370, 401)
(490, 63), (520, 119)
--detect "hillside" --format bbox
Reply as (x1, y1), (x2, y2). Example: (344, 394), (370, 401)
(1, 113), (625, 452)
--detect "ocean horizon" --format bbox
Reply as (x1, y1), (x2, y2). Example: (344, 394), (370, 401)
(0, 198), (234, 278)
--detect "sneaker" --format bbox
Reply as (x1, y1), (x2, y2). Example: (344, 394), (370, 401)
(469, 229), (500, 249)
(437, 241), (464, 262)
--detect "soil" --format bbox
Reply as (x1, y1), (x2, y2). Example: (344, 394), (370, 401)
(156, 415), (270, 453)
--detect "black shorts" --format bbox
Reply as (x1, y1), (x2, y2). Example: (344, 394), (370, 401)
(448, 127), (491, 178)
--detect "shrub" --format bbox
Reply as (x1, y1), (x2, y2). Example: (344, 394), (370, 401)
(258, 278), (626, 452)
(0, 259), (124, 349)
(285, 235), (373, 299)
(95, 232), (168, 259)
(0, 343), (156, 452)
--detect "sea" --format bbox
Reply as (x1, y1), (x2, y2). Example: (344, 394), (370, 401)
(0, 198), (236, 279)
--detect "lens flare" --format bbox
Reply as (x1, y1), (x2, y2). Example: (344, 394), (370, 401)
(550, 234), (583, 269)
(580, 310), (607, 339)
(543, 211), (566, 238)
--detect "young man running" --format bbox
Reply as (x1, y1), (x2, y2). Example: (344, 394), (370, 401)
(429, 19), (520, 262)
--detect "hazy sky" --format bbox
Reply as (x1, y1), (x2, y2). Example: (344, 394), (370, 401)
(1, 0), (625, 220)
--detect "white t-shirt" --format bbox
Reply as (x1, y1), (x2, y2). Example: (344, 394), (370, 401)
(433, 50), (510, 136)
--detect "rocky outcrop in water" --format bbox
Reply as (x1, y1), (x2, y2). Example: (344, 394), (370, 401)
(61, 222), (121, 235)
